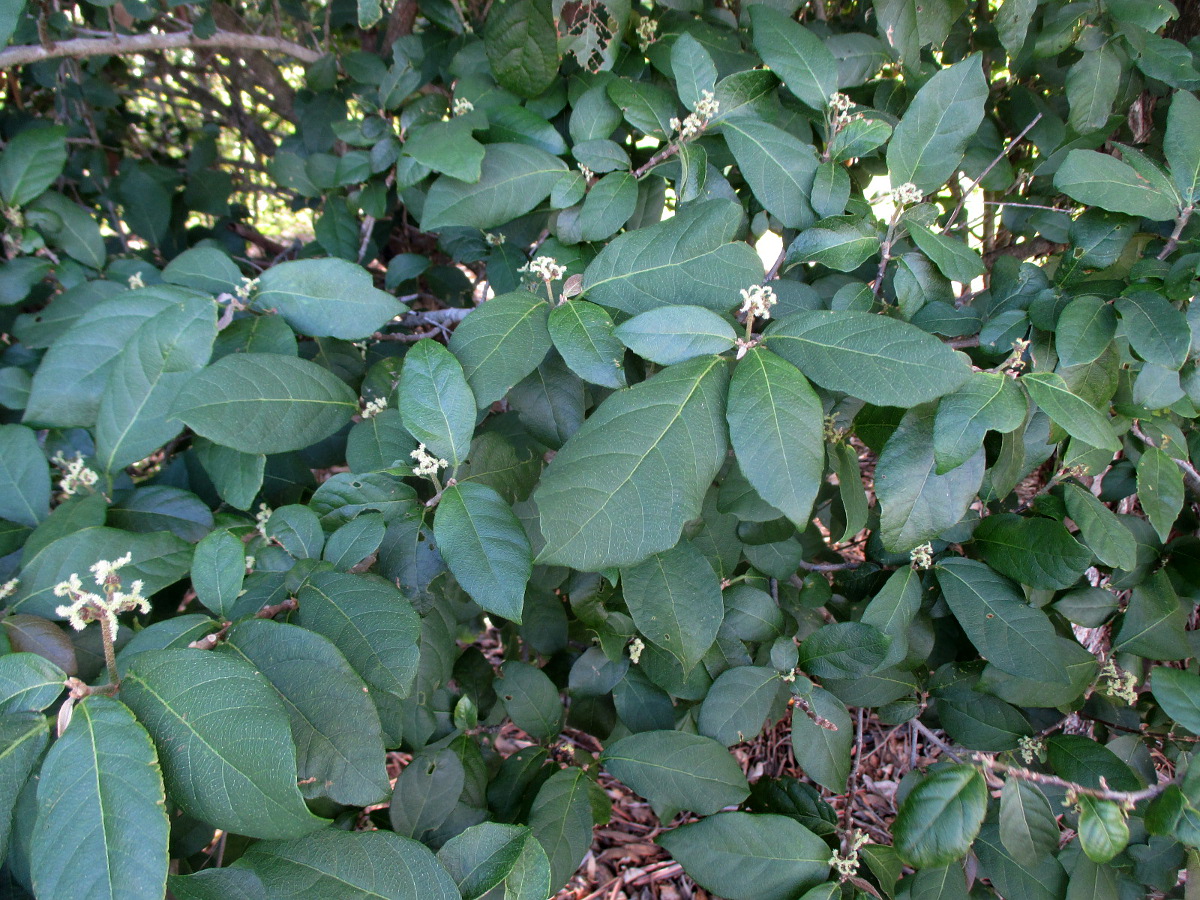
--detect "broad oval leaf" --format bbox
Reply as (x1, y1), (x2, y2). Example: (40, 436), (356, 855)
(30, 696), (168, 900)
(397, 339), (476, 469)
(749, 6), (837, 111)
(972, 513), (1091, 590)
(600, 731), (750, 815)
(1116, 291), (1190, 370)
(789, 686), (851, 792)
(0, 652), (65, 714)
(122, 649), (328, 840)
(1022, 372), (1120, 452)
(658, 812), (829, 900)
(1150, 667), (1200, 734)
(484, 0), (559, 98)
(998, 778), (1059, 868)
(219, 619), (390, 807)
(582, 200), (765, 316)
(437, 822), (552, 900)
(875, 405), (984, 552)
(798, 622), (890, 679)
(172, 353), (357, 454)
(934, 372), (1025, 475)
(0, 424), (50, 527)
(421, 143), (567, 231)
(0, 713), (50, 864)
(255, 258), (405, 340)
(0, 126), (67, 207)
(698, 665), (780, 747)
(191, 529), (246, 619)
(236, 828), (459, 900)
(620, 539), (723, 671)
(296, 569), (421, 700)
(729, 347), (824, 528)
(449, 292), (551, 408)
(528, 767), (595, 889)
(722, 116), (819, 229)
(886, 56), (987, 194)
(614, 305), (736, 365)
(935, 558), (1069, 683)
(1055, 296), (1117, 367)
(547, 300), (627, 389)
(1061, 483), (1138, 571)
(499, 661), (563, 740)
(1077, 796), (1129, 864)
(1054, 149), (1180, 221)
(765, 310), (971, 407)
(434, 481), (532, 623)
(534, 355), (730, 569)
(893, 766), (987, 868)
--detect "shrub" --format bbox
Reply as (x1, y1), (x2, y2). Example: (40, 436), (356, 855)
(1, 0), (1199, 897)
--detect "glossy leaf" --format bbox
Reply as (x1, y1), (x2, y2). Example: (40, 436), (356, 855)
(972, 513), (1091, 590)
(0, 653), (65, 714)
(893, 765), (987, 868)
(1054, 150), (1180, 221)
(601, 731), (749, 815)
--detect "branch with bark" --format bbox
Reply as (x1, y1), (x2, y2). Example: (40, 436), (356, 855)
(0, 29), (321, 68)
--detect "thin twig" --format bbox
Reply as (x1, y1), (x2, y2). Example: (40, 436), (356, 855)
(1130, 419), (1200, 497)
(912, 719), (965, 763)
(946, 112), (1043, 231)
(0, 29), (322, 67)
(977, 756), (1173, 804)
(1158, 204), (1194, 260)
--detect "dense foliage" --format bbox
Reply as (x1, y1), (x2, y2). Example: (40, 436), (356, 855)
(1, 0), (1200, 896)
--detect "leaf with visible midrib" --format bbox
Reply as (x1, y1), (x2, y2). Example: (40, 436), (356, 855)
(398, 339), (476, 469)
(721, 116), (819, 229)
(749, 6), (837, 112)
(0, 712), (50, 862)
(421, 143), (567, 231)
(547, 300), (626, 389)
(972, 513), (1091, 590)
(534, 355), (730, 570)
(765, 310), (971, 408)
(600, 731), (749, 815)
(529, 767), (594, 890)
(30, 696), (168, 900)
(255, 258), (405, 341)
(171, 353), (357, 455)
(893, 765), (987, 868)
(122, 649), (328, 840)
(1022, 372), (1120, 452)
(434, 481), (532, 623)
(449, 292), (551, 408)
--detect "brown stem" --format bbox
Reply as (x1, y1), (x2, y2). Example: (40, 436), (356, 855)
(978, 756), (1173, 804)
(257, 596), (298, 619)
(0, 29), (322, 68)
(99, 623), (118, 684)
(1158, 204), (1194, 260)
(945, 112), (1043, 231)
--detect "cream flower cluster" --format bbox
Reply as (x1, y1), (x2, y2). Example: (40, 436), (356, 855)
(738, 283), (778, 320)
(411, 443), (449, 477)
(635, 17), (657, 51)
(910, 541), (934, 569)
(670, 90), (719, 141)
(1100, 660), (1138, 705)
(255, 502), (272, 539)
(891, 182), (923, 206)
(236, 276), (260, 300)
(127, 272), (146, 290)
(52, 451), (99, 497)
(829, 830), (870, 879)
(520, 256), (566, 282)
(361, 396), (388, 419)
(54, 553), (149, 641)
(452, 97), (474, 116)
(628, 636), (645, 665)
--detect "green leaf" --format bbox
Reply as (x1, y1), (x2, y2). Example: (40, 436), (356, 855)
(236, 828), (459, 900)
(1077, 796), (1130, 863)
(908, 224), (986, 284)
(193, 440), (264, 510)
(255, 258), (405, 341)
(547, 300), (626, 389)
(1114, 568), (1191, 659)
(422, 144), (567, 231)
(799, 622), (890, 679)
(0, 424), (49, 527)
(875, 0), (957, 67)
(403, 118), (485, 182)
(783, 216), (877, 271)
(614, 305), (737, 365)
(484, 0), (559, 98)
(578, 171), (638, 241)
(601, 731), (749, 815)
(323, 513), (385, 570)
(1022, 372), (1120, 452)
(875, 405), (984, 551)
(534, 355), (729, 569)
(23, 287), (186, 428)
(972, 513), (1091, 590)
(582, 200), (764, 316)
(788, 686), (851, 792)
(398, 339), (476, 469)
(1046, 734), (1141, 791)
(12, 526), (191, 619)
(1066, 46), (1121, 134)
(935, 558), (1069, 682)
(620, 539), (723, 671)
(191, 529), (246, 618)
(886, 57), (987, 194)
(1061, 483), (1138, 571)
(163, 247), (242, 296)
(30, 696), (168, 900)
(933, 372), (1025, 475)
(1055, 296), (1117, 367)
(220, 619), (390, 807)
(698, 665), (780, 747)
(172, 353), (357, 454)
(1137, 446), (1184, 543)
(765, 311), (971, 407)
(973, 823), (1067, 900)
(435, 481), (532, 623)
(0, 712), (49, 867)
(1117, 291), (1190, 371)
(607, 78), (674, 137)
(296, 569), (421, 699)
(861, 566), (923, 668)
(749, 6), (837, 111)
(389, 748), (465, 841)
(528, 767), (594, 889)
(1054, 150), (1181, 221)
(727, 347), (823, 529)
(998, 779), (1059, 868)
(1166, 90), (1200, 203)
(671, 33), (717, 112)
(658, 812), (829, 900)
(122, 649), (327, 840)
(0, 126), (67, 207)
(0, 653), (65, 714)
(449, 292), (551, 408)
(27, 192), (106, 269)
(1151, 667), (1200, 734)
(722, 116), (819, 229)
(95, 293), (216, 473)
(830, 440), (868, 542)
(437, 823), (551, 900)
(907, 864), (969, 900)
(499, 661), (563, 740)
(893, 765), (987, 868)
(995, 0), (1035, 54)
